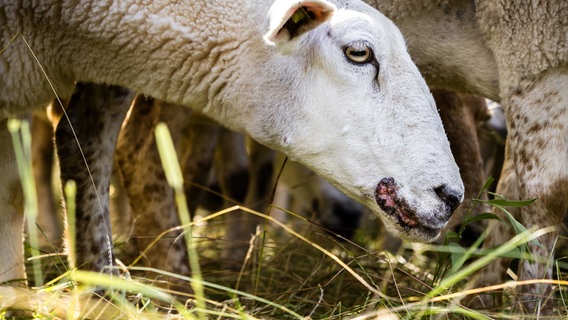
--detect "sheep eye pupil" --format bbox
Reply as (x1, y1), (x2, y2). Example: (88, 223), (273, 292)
(350, 50), (366, 57)
(345, 43), (372, 64)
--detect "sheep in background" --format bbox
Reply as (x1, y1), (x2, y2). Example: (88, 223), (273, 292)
(367, 0), (568, 312)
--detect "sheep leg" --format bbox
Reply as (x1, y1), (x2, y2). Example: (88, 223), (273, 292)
(0, 118), (26, 287)
(223, 140), (276, 266)
(467, 149), (518, 309)
(245, 140), (277, 215)
(31, 111), (62, 251)
(179, 112), (220, 216)
(216, 130), (254, 265)
(55, 83), (133, 273)
(505, 69), (568, 314)
(475, 69), (568, 313)
(432, 90), (488, 238)
(115, 97), (191, 288)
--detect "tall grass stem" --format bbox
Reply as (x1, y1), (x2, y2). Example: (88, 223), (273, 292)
(155, 122), (206, 319)
(8, 118), (43, 287)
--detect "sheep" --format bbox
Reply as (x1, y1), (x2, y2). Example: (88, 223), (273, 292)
(114, 94), (198, 281)
(0, 0), (464, 293)
(365, 0), (568, 313)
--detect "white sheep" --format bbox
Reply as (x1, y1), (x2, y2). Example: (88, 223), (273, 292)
(366, 0), (568, 313)
(0, 0), (463, 293)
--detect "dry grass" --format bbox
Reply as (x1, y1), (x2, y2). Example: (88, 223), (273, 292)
(3, 119), (568, 320)
(11, 203), (568, 319)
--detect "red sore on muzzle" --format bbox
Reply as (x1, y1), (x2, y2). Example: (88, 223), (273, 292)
(375, 177), (418, 228)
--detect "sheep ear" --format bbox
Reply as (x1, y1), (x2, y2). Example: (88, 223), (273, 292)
(264, 0), (336, 48)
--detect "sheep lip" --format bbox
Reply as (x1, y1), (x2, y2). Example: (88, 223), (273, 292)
(397, 205), (418, 228)
(374, 179), (443, 240)
(375, 177), (419, 229)
(376, 193), (419, 229)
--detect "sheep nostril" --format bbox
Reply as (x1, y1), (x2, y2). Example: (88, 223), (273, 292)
(434, 185), (462, 217)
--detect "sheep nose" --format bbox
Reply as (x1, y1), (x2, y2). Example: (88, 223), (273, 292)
(434, 185), (463, 218)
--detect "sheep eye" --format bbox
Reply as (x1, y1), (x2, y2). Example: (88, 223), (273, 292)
(344, 42), (373, 64)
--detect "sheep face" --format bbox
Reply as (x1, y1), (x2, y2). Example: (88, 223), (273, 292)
(247, 0), (464, 242)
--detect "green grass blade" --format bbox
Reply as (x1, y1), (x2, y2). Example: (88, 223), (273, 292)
(129, 266), (306, 319)
(64, 181), (77, 271)
(155, 122), (206, 320)
(8, 118), (43, 287)
(426, 226), (555, 298)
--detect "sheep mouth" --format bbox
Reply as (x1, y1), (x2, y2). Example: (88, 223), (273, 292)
(375, 177), (421, 230)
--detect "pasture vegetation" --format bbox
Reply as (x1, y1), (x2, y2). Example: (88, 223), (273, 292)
(4, 119), (568, 319)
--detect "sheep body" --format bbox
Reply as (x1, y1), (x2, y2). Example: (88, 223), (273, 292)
(475, 1), (568, 89)
(0, 1), (256, 118)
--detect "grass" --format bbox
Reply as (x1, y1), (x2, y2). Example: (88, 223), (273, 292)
(4, 118), (568, 319)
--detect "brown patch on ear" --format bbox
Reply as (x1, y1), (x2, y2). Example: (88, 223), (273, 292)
(265, 0), (336, 46)
(281, 4), (334, 40)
